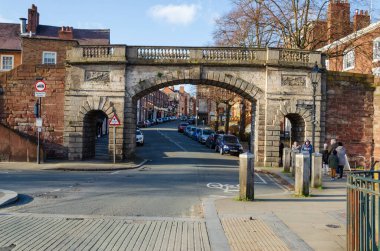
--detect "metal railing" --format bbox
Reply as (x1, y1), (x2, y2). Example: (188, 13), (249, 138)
(347, 171), (380, 250)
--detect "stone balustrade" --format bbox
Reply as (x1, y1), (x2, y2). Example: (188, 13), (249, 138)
(67, 45), (127, 63)
(67, 45), (321, 66)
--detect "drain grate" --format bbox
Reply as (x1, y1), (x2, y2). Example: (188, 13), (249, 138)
(326, 224), (341, 228)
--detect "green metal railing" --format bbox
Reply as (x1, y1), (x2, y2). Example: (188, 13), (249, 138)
(347, 171), (380, 251)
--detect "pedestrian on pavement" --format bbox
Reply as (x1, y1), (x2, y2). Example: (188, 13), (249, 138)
(327, 138), (338, 157)
(336, 142), (346, 179)
(328, 149), (339, 180)
(279, 141), (284, 167)
(291, 141), (301, 153)
(301, 139), (313, 155)
(322, 143), (329, 175)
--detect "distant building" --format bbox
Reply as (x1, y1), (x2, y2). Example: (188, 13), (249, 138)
(137, 90), (169, 122)
(309, 1), (380, 76)
(0, 4), (110, 72)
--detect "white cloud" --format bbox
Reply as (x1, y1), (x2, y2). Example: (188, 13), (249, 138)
(0, 15), (14, 23)
(148, 4), (200, 26)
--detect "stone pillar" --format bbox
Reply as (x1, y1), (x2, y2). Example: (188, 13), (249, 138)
(311, 153), (323, 188)
(239, 152), (255, 200)
(123, 98), (137, 159)
(283, 147), (291, 172)
(295, 153), (310, 196)
(291, 150), (298, 177)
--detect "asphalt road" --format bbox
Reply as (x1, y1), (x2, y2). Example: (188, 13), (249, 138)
(0, 121), (286, 218)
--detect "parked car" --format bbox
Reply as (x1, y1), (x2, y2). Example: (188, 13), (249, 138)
(156, 118), (163, 123)
(136, 129), (144, 146)
(193, 128), (201, 140)
(148, 119), (156, 126)
(205, 133), (221, 149)
(178, 122), (189, 133)
(185, 125), (193, 136)
(180, 116), (187, 121)
(215, 135), (243, 155)
(187, 118), (195, 125)
(144, 120), (152, 127)
(198, 129), (215, 144)
(137, 121), (147, 128)
(186, 126), (196, 137)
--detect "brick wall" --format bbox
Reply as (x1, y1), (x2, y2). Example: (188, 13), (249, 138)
(22, 37), (78, 65)
(373, 87), (380, 161)
(326, 72), (375, 165)
(0, 37), (77, 160)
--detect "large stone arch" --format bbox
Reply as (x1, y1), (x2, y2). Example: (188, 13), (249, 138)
(123, 70), (266, 161)
(262, 98), (321, 166)
(64, 96), (124, 161)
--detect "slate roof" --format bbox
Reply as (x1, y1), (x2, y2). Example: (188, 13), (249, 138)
(0, 23), (110, 51)
(0, 23), (21, 50)
(36, 25), (110, 45)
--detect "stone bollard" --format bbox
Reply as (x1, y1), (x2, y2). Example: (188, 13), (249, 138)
(283, 148), (291, 173)
(291, 150), (298, 177)
(295, 153), (310, 196)
(239, 152), (255, 200)
(311, 153), (323, 188)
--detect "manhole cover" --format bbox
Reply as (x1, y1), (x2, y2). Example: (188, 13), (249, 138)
(326, 224), (340, 228)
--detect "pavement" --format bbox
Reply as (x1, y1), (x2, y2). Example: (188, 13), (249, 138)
(0, 163), (346, 251)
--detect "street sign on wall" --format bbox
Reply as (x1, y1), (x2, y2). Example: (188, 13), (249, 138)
(34, 80), (46, 97)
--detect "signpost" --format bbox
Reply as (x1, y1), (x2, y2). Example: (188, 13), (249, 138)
(34, 80), (46, 164)
(109, 114), (121, 164)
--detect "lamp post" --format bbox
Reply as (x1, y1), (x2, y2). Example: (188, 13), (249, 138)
(239, 101), (244, 141)
(310, 62), (320, 153)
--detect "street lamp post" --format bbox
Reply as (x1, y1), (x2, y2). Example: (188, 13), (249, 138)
(310, 63), (320, 153)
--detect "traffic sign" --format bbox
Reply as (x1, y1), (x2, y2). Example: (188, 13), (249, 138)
(109, 114), (121, 126)
(35, 80), (46, 92)
(36, 118), (42, 127)
(35, 92), (46, 97)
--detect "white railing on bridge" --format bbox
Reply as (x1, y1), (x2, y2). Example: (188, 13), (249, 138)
(67, 45), (321, 66)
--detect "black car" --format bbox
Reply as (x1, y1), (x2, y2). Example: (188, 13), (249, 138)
(215, 135), (243, 156)
(205, 133), (221, 149)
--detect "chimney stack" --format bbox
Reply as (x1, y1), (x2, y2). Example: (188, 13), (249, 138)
(179, 86), (185, 94)
(19, 18), (27, 34)
(58, 26), (74, 40)
(27, 4), (39, 33)
(353, 9), (370, 32)
(327, 0), (351, 43)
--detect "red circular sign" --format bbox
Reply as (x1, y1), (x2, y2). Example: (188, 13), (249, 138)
(35, 80), (46, 92)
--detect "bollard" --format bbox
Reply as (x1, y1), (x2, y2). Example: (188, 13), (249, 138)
(311, 153), (323, 188)
(291, 150), (298, 177)
(239, 152), (255, 200)
(295, 153), (310, 196)
(283, 148), (291, 173)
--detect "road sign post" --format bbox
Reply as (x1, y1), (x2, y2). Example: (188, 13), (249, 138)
(34, 80), (46, 164)
(109, 114), (121, 163)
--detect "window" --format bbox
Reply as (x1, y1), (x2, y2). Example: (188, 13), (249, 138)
(1, 55), (14, 70)
(42, 51), (57, 64)
(374, 38), (380, 61)
(343, 49), (355, 71)
(373, 67), (380, 77)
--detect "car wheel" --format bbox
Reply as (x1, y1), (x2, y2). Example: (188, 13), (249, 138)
(141, 142), (144, 146)
(220, 147), (224, 155)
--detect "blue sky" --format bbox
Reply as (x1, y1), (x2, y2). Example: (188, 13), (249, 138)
(1, 1), (379, 46)
(0, 0), (231, 46)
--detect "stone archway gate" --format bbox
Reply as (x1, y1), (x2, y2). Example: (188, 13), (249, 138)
(65, 46), (323, 167)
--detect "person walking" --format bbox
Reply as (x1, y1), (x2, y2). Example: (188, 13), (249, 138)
(322, 143), (329, 175)
(328, 150), (339, 180)
(291, 141), (301, 153)
(327, 138), (338, 157)
(301, 139), (313, 155)
(335, 142), (346, 179)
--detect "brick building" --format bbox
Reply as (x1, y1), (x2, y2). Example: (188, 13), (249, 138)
(310, 1), (380, 76)
(137, 90), (169, 122)
(0, 5), (110, 161)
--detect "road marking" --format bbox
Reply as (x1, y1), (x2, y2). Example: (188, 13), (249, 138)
(0, 171), (9, 174)
(264, 173), (289, 192)
(255, 173), (267, 184)
(156, 129), (187, 152)
(110, 171), (120, 175)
